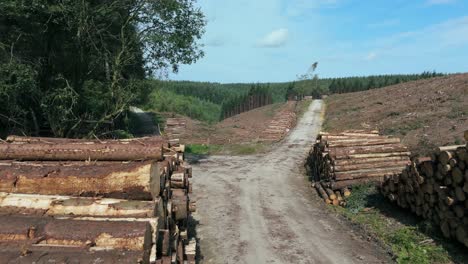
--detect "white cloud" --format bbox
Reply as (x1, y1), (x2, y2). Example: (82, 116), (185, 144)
(365, 52), (377, 61)
(426, 0), (456, 5)
(257, 28), (289, 48)
(367, 16), (468, 60)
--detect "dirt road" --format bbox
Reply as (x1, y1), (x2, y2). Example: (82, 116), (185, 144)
(191, 100), (391, 264)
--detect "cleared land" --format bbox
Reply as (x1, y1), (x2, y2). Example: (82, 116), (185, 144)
(190, 100), (391, 263)
(323, 74), (468, 155)
(164, 100), (309, 145)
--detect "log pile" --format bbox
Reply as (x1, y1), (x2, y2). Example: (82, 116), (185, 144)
(381, 131), (468, 248)
(309, 130), (411, 190)
(313, 181), (351, 207)
(0, 135), (195, 264)
(164, 118), (187, 142)
(259, 102), (297, 142)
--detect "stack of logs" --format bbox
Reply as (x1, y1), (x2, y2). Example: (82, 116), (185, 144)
(381, 131), (468, 248)
(165, 118), (187, 142)
(259, 101), (297, 142)
(309, 130), (411, 191)
(314, 182), (351, 206)
(0, 135), (195, 263)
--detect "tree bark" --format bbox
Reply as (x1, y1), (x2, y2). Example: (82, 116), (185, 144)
(334, 167), (407, 181)
(0, 246), (150, 264)
(0, 142), (164, 161)
(0, 192), (163, 218)
(0, 161), (160, 200)
(333, 160), (410, 172)
(330, 144), (408, 157)
(6, 135), (167, 145)
(0, 215), (154, 251)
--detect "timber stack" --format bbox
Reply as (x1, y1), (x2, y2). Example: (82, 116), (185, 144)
(308, 130), (411, 192)
(165, 118), (187, 142)
(260, 101), (297, 142)
(381, 131), (468, 248)
(0, 135), (195, 264)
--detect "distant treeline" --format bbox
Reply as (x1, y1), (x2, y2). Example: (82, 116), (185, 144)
(142, 72), (444, 123)
(220, 84), (273, 119)
(324, 71), (443, 94)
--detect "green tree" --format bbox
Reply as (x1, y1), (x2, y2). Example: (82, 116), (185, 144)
(0, 0), (205, 138)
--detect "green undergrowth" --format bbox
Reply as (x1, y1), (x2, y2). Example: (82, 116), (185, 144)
(186, 143), (269, 155)
(331, 184), (462, 264)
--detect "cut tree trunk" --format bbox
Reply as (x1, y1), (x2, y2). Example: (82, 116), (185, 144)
(0, 192), (163, 218)
(333, 160), (410, 172)
(0, 142), (164, 161)
(0, 215), (154, 251)
(334, 167), (407, 180)
(0, 245), (150, 264)
(0, 161), (160, 200)
(6, 135), (167, 145)
(330, 144), (408, 157)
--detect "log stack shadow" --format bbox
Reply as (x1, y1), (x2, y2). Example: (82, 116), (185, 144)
(308, 130), (411, 206)
(381, 131), (468, 248)
(0, 136), (195, 263)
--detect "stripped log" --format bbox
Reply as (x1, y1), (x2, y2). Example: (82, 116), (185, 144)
(330, 177), (384, 190)
(333, 160), (410, 172)
(0, 215), (154, 252)
(0, 142), (164, 161)
(334, 167), (408, 181)
(0, 245), (149, 264)
(0, 192), (163, 218)
(315, 183), (331, 204)
(0, 161), (160, 200)
(6, 135), (167, 145)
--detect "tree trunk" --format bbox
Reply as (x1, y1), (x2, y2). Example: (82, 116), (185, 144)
(334, 167), (407, 180)
(0, 215), (154, 251)
(0, 192), (163, 218)
(330, 144), (408, 157)
(6, 135), (167, 145)
(333, 160), (410, 172)
(0, 246), (150, 264)
(0, 161), (160, 200)
(0, 142), (164, 161)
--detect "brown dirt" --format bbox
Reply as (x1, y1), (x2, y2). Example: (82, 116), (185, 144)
(169, 102), (300, 145)
(323, 73), (468, 156)
(191, 100), (392, 263)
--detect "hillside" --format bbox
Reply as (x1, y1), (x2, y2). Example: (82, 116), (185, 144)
(163, 101), (306, 145)
(323, 74), (468, 155)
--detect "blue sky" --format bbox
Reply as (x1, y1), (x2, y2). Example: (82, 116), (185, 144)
(171, 0), (468, 83)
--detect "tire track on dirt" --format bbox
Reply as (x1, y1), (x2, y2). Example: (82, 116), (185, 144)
(191, 100), (391, 264)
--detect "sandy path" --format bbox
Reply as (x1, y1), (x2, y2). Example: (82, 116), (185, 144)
(191, 100), (391, 264)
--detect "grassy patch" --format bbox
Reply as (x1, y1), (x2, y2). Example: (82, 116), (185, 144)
(185, 144), (223, 155)
(186, 143), (269, 155)
(447, 105), (467, 119)
(383, 121), (424, 136)
(332, 184), (456, 264)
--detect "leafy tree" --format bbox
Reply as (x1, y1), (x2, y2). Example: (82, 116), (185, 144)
(0, 0), (205, 137)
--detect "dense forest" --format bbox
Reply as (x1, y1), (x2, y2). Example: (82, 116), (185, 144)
(0, 0), (205, 138)
(141, 71), (444, 123)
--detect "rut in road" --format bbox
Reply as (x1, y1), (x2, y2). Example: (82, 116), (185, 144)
(191, 100), (390, 264)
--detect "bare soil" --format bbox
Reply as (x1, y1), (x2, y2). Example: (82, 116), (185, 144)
(323, 74), (468, 156)
(190, 100), (391, 263)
